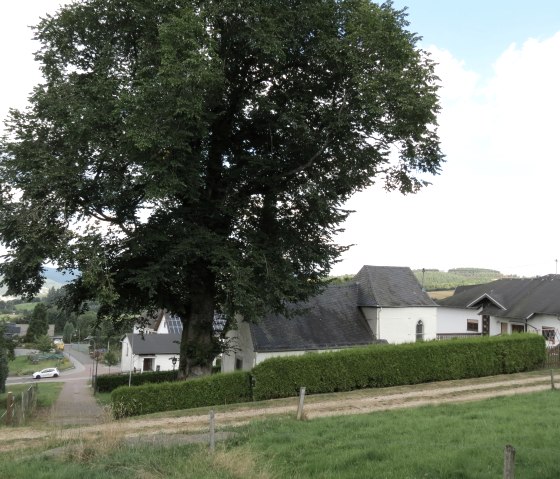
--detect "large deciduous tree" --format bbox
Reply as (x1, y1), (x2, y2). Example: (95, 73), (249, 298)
(0, 0), (443, 377)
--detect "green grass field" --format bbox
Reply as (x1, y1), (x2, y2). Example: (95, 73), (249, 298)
(13, 302), (39, 311)
(8, 355), (72, 376)
(0, 390), (558, 478)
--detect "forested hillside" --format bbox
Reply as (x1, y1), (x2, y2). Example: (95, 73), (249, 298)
(413, 268), (506, 291)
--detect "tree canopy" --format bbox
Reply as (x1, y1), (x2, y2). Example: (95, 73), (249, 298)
(26, 303), (49, 342)
(0, 0), (443, 376)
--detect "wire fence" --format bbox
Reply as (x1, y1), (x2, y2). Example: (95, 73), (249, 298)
(2, 383), (39, 427)
(543, 345), (560, 368)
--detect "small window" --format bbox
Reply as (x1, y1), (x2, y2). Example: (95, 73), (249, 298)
(467, 320), (479, 332)
(235, 358), (243, 370)
(542, 327), (555, 341)
(416, 320), (424, 342)
(511, 324), (525, 334)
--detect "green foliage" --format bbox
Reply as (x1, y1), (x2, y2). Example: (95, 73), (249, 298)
(413, 268), (506, 291)
(251, 334), (546, 400)
(110, 335), (544, 417)
(0, 323), (9, 393)
(62, 321), (75, 343)
(35, 334), (54, 353)
(111, 371), (252, 418)
(97, 370), (179, 393)
(25, 303), (49, 341)
(103, 349), (119, 368)
(0, 0), (443, 374)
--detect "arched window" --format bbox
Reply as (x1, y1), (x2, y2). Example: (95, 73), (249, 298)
(416, 320), (424, 342)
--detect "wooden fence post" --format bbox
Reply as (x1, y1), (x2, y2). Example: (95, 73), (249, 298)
(296, 387), (306, 420)
(21, 391), (25, 424)
(209, 410), (215, 452)
(503, 444), (515, 479)
(5, 392), (14, 426)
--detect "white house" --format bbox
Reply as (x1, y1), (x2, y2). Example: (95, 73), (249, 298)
(437, 275), (560, 345)
(222, 265), (439, 372)
(120, 333), (180, 373)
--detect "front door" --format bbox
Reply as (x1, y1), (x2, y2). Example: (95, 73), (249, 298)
(501, 322), (508, 335)
(482, 315), (490, 336)
(143, 357), (154, 372)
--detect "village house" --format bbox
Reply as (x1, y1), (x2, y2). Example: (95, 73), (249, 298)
(437, 275), (560, 345)
(222, 265), (439, 372)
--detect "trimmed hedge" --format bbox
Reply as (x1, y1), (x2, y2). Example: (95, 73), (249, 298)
(96, 370), (178, 393)
(251, 334), (546, 400)
(110, 334), (545, 417)
(111, 370), (252, 418)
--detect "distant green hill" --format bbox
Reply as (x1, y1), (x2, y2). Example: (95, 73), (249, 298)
(413, 268), (507, 291)
(0, 267), (72, 298)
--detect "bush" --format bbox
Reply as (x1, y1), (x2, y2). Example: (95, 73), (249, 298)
(111, 370), (252, 418)
(251, 334), (546, 400)
(96, 370), (179, 392)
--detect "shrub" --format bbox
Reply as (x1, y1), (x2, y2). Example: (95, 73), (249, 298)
(111, 370), (252, 418)
(96, 370), (179, 393)
(251, 334), (546, 400)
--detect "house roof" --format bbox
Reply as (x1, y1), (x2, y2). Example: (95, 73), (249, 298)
(438, 275), (560, 320)
(353, 266), (436, 307)
(249, 282), (380, 352)
(126, 333), (181, 355)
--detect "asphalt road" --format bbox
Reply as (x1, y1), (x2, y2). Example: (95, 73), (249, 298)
(7, 344), (116, 385)
(7, 344), (117, 425)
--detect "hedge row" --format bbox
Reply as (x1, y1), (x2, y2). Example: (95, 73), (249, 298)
(96, 370), (178, 392)
(110, 334), (545, 417)
(251, 334), (546, 400)
(111, 370), (252, 418)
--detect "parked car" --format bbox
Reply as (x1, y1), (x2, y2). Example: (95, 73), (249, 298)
(32, 367), (60, 379)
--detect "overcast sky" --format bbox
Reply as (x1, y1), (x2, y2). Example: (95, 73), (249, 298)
(1, 1), (560, 278)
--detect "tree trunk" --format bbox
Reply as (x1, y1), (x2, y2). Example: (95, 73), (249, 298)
(177, 279), (216, 379)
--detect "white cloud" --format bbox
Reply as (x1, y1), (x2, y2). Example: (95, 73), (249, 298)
(332, 34), (560, 278)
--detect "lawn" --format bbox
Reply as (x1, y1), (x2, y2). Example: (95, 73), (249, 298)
(13, 302), (39, 311)
(8, 355), (72, 376)
(0, 390), (558, 478)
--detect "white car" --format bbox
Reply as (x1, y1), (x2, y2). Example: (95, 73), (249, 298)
(32, 367), (60, 379)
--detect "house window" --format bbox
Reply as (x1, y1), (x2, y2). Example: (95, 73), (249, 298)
(235, 358), (243, 370)
(542, 327), (555, 341)
(467, 320), (479, 332)
(511, 324), (525, 334)
(416, 320), (424, 342)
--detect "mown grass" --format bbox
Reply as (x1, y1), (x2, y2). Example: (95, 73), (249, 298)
(13, 302), (38, 311)
(9, 355), (72, 376)
(0, 390), (558, 478)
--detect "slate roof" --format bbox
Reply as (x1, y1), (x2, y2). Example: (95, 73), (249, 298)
(127, 333), (181, 355)
(438, 275), (560, 320)
(249, 282), (379, 352)
(354, 266), (436, 307)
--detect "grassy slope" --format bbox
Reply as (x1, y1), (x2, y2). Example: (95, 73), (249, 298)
(1, 390), (559, 478)
(413, 268), (505, 291)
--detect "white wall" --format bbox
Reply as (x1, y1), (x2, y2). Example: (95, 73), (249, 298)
(362, 306), (438, 344)
(222, 321), (257, 372)
(437, 307), (483, 334)
(120, 337), (179, 373)
(120, 336), (140, 372)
